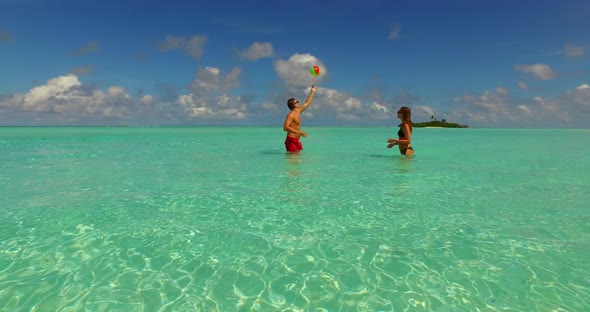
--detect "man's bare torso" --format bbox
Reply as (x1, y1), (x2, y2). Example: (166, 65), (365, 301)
(286, 110), (301, 138)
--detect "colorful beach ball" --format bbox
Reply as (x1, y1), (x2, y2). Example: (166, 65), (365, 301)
(309, 65), (320, 77)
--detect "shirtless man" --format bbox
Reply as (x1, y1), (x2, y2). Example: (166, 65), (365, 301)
(283, 85), (317, 152)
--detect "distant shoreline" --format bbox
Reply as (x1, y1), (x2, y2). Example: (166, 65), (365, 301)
(411, 121), (469, 128)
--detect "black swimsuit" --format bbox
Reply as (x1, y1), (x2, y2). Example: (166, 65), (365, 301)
(398, 125), (414, 155)
(400, 146), (414, 155)
(397, 128), (405, 137)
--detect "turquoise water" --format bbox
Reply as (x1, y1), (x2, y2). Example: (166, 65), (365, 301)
(1, 127), (589, 311)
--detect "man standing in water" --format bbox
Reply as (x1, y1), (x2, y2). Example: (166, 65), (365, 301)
(283, 85), (317, 152)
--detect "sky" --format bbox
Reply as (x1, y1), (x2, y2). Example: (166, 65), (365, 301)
(1, 0), (589, 128)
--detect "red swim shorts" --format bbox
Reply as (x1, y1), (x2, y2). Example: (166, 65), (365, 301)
(285, 136), (303, 152)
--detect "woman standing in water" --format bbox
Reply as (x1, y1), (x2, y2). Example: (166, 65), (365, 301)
(387, 106), (414, 156)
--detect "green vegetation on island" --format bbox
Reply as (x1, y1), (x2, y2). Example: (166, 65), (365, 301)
(410, 116), (469, 128)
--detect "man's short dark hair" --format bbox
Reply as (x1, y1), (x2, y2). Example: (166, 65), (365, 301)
(287, 98), (297, 110)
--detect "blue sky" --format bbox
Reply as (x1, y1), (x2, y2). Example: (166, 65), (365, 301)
(1, 0), (589, 127)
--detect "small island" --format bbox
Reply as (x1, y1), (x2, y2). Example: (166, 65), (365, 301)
(409, 116), (469, 128)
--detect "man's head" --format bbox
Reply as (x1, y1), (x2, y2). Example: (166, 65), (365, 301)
(287, 98), (300, 111)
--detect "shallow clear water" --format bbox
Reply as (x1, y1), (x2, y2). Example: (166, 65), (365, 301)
(1, 127), (589, 311)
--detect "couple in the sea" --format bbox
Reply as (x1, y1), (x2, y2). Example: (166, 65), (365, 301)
(282, 85), (414, 156)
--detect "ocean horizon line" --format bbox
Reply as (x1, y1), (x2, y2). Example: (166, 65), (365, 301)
(0, 125), (588, 130)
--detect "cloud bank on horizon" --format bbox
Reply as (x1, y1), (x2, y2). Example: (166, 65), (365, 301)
(0, 1), (589, 128)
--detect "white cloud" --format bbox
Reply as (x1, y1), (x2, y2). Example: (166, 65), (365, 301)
(516, 104), (531, 114)
(451, 86), (582, 126)
(564, 44), (585, 57)
(567, 84), (590, 113)
(453, 90), (519, 124)
(371, 102), (388, 113)
(299, 87), (417, 123)
(496, 87), (509, 95)
(367, 102), (392, 120)
(334, 113), (360, 121)
(530, 96), (571, 123)
(284, 87), (369, 121)
(261, 101), (279, 111)
(532, 96), (559, 112)
(518, 81), (528, 89)
(179, 66), (248, 120)
(107, 86), (128, 97)
(273, 53), (327, 88)
(0, 68), (253, 125)
(316, 88), (362, 112)
(156, 35), (207, 59)
(140, 95), (154, 105)
(454, 95), (472, 103)
(0, 74), (163, 124)
(238, 42), (274, 60)
(179, 94), (246, 119)
(514, 64), (555, 80)
(412, 105), (436, 120)
(23, 75), (81, 108)
(2, 71), (588, 127)
(344, 97), (363, 111)
(188, 66), (241, 95)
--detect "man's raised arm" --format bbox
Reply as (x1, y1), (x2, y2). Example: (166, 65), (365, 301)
(299, 85), (317, 113)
